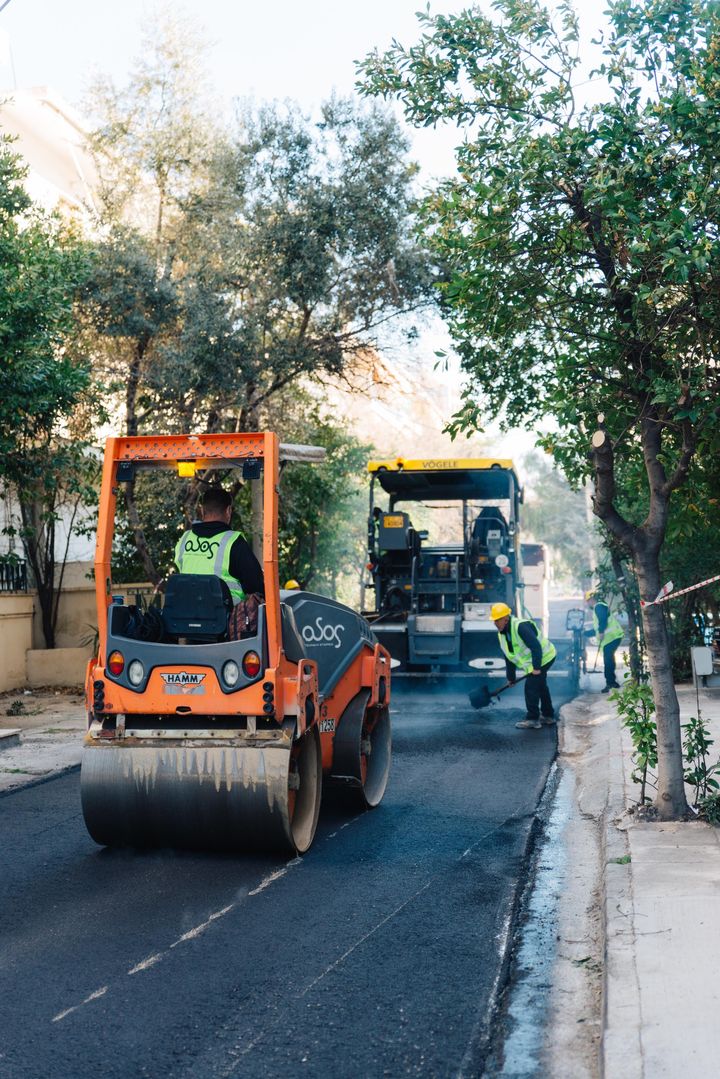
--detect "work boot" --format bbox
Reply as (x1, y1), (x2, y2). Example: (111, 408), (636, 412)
(540, 715), (556, 726)
(515, 717), (542, 729)
(601, 683), (620, 694)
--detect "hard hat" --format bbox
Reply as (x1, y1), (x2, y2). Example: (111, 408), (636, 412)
(490, 602), (512, 621)
(585, 589), (597, 601)
(284, 579), (300, 590)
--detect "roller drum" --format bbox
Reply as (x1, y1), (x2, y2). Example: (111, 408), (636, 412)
(331, 692), (392, 809)
(81, 729), (322, 855)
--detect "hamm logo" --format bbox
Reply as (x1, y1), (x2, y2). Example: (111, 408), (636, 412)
(161, 671), (207, 694)
(161, 672), (206, 686)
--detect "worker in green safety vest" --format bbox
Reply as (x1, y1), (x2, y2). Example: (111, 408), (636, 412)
(490, 603), (557, 730)
(173, 487), (264, 605)
(585, 591), (623, 692)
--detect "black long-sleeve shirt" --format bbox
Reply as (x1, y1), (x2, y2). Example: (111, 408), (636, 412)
(502, 619), (542, 680)
(584, 602), (609, 639)
(176, 522), (265, 597)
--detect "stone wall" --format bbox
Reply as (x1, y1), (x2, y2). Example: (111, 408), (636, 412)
(0, 577), (151, 691)
(0, 594), (34, 693)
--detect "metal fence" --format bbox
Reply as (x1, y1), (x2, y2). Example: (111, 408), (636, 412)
(0, 559), (28, 593)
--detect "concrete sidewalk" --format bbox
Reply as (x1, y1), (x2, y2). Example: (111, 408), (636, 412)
(554, 676), (720, 1079)
(0, 688), (85, 793)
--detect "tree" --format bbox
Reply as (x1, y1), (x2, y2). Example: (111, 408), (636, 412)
(273, 400), (371, 600)
(81, 7), (218, 583)
(659, 464), (720, 677)
(597, 454), (720, 680)
(110, 391), (372, 606)
(184, 95), (434, 432)
(83, 11), (433, 584)
(0, 142), (95, 646)
(80, 228), (181, 582)
(359, 0), (720, 817)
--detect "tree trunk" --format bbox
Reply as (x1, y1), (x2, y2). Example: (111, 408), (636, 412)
(123, 335), (161, 584)
(36, 579), (56, 650)
(635, 545), (688, 820)
(591, 422), (689, 819)
(124, 482), (161, 586)
(20, 499), (56, 649)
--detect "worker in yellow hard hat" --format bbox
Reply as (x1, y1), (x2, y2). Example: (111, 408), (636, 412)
(284, 579), (301, 590)
(490, 602), (557, 730)
(585, 591), (623, 692)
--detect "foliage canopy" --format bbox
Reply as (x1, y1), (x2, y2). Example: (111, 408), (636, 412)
(359, 0), (720, 817)
(359, 0), (720, 518)
(0, 142), (96, 646)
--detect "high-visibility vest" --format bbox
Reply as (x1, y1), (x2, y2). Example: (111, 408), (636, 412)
(174, 529), (246, 604)
(593, 603), (623, 647)
(498, 616), (556, 674)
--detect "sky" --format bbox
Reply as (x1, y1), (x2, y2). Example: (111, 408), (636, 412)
(0, 0), (470, 183)
(0, 0), (608, 183)
(0, 0), (608, 460)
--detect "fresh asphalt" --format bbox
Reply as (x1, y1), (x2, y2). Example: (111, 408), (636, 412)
(0, 667), (576, 1079)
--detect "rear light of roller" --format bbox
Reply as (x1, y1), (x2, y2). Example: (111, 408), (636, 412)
(107, 651), (125, 676)
(242, 650), (262, 679)
(127, 659), (144, 686)
(222, 660), (240, 687)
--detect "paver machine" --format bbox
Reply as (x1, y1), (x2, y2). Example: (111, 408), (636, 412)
(363, 456), (524, 678)
(81, 432), (391, 855)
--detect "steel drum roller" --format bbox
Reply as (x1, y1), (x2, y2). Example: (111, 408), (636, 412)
(81, 729), (322, 854)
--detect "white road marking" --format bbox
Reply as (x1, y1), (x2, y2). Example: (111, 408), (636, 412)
(299, 878), (434, 997)
(248, 867), (289, 896)
(218, 877), (437, 1076)
(50, 861), (298, 1023)
(126, 904), (239, 978)
(127, 953), (164, 975)
(170, 903), (236, 946)
(214, 816), (530, 1076)
(52, 985), (108, 1023)
(325, 820), (355, 840)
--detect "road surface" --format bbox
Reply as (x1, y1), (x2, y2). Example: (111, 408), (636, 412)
(0, 676), (574, 1078)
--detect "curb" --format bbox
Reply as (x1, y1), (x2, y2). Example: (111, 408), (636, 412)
(0, 728), (22, 751)
(545, 689), (643, 1079)
(459, 808), (546, 1076)
(601, 706), (643, 1078)
(469, 753), (561, 1075)
(0, 760), (81, 800)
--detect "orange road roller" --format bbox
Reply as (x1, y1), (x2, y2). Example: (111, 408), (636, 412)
(81, 432), (392, 854)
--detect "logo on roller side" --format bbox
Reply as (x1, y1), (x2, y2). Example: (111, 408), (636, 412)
(301, 617), (346, 649)
(161, 672), (206, 686)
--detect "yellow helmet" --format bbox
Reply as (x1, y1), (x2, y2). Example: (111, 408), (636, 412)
(585, 589), (597, 602)
(284, 579), (300, 590)
(490, 602), (512, 621)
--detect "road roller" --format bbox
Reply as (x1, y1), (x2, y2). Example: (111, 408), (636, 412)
(81, 431), (392, 855)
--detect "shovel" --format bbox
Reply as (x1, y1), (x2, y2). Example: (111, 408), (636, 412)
(469, 674), (528, 710)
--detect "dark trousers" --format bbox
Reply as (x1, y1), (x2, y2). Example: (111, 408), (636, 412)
(524, 658), (555, 720)
(603, 639), (621, 687)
